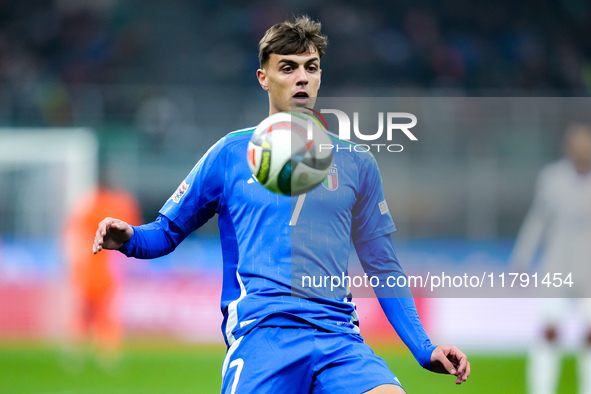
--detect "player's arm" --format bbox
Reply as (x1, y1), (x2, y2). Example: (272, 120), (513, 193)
(355, 234), (470, 385)
(92, 214), (187, 258)
(347, 151), (470, 381)
(509, 168), (550, 271)
(93, 136), (228, 258)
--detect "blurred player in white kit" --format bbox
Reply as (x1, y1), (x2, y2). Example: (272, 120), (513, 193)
(511, 123), (591, 394)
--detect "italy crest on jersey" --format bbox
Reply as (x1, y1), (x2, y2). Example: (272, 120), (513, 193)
(322, 165), (338, 191)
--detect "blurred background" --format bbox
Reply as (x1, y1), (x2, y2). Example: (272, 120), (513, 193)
(1, 0), (590, 392)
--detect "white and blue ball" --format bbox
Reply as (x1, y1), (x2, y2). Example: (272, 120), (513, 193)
(247, 112), (333, 196)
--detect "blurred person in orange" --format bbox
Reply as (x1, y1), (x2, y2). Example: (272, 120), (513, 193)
(62, 168), (141, 367)
(511, 123), (591, 394)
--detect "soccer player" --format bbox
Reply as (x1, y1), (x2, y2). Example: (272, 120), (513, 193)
(63, 168), (141, 367)
(511, 123), (591, 394)
(92, 16), (469, 393)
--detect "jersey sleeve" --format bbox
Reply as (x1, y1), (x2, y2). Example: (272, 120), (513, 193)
(118, 214), (187, 259)
(355, 234), (436, 370)
(159, 137), (227, 234)
(351, 153), (396, 243)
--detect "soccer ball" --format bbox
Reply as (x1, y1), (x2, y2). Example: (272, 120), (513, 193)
(247, 111), (333, 196)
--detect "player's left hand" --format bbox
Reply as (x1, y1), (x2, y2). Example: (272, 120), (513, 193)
(430, 344), (470, 385)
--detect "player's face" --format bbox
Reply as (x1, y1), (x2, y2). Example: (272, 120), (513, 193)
(565, 126), (591, 175)
(257, 48), (321, 115)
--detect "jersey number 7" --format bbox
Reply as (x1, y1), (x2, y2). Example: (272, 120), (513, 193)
(289, 194), (307, 226)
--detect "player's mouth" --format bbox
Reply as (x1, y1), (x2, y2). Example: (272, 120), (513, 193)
(292, 91), (310, 105)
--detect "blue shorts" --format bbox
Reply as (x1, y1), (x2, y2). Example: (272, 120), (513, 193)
(221, 326), (404, 393)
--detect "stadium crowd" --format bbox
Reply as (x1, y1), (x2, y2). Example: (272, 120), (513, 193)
(0, 0), (589, 127)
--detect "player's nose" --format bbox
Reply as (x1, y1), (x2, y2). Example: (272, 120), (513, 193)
(295, 66), (308, 85)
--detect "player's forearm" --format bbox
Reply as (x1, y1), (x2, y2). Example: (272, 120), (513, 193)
(377, 297), (436, 370)
(355, 234), (436, 370)
(118, 214), (187, 259)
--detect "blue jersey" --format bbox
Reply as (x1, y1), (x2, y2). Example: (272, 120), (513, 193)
(157, 127), (396, 346)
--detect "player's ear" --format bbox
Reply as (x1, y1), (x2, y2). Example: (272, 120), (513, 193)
(257, 69), (268, 91)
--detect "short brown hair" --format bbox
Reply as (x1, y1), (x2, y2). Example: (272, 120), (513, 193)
(258, 15), (328, 68)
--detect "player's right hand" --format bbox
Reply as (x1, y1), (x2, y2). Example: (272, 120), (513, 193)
(92, 217), (134, 254)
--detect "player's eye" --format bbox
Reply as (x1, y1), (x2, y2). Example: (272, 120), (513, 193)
(281, 66), (293, 73)
(307, 65), (318, 72)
